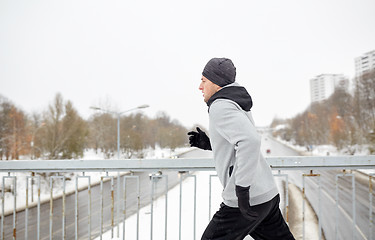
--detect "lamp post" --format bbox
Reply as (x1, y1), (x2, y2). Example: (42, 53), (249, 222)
(90, 104), (149, 237)
(90, 104), (149, 159)
(30, 122), (45, 203)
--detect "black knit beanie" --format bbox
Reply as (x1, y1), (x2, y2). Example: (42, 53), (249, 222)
(202, 58), (236, 87)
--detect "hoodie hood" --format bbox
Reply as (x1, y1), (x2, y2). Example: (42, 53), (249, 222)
(207, 83), (253, 111)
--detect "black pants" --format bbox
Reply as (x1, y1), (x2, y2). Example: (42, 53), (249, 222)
(201, 194), (295, 240)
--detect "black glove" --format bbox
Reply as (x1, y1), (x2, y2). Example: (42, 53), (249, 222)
(187, 127), (212, 150)
(235, 185), (259, 221)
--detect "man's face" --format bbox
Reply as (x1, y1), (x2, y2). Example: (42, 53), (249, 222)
(199, 76), (221, 103)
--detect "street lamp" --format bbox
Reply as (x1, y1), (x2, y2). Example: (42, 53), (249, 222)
(90, 104), (150, 159)
(30, 122), (45, 202)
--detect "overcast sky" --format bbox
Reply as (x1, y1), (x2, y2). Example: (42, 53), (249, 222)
(1, 0), (375, 128)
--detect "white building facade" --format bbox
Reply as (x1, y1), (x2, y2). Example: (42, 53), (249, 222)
(355, 49), (375, 78)
(310, 74), (349, 103)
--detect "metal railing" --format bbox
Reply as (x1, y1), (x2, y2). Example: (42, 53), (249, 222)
(1, 156), (375, 240)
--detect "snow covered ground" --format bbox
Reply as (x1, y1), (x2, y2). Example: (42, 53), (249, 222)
(276, 137), (375, 175)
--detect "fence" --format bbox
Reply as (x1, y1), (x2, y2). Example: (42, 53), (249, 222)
(1, 156), (375, 240)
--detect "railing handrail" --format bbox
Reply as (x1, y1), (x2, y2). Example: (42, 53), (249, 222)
(1, 155), (375, 172)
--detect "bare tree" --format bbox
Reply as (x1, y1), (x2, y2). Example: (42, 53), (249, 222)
(0, 95), (28, 160)
(40, 93), (88, 159)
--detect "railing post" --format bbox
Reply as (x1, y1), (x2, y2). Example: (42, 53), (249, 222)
(179, 173), (183, 240)
(273, 171), (289, 223)
(150, 174), (168, 240)
(208, 174), (217, 221)
(302, 170), (321, 240)
(117, 172), (121, 238)
(100, 174), (114, 240)
(178, 172), (197, 240)
(1, 174), (16, 240)
(335, 171), (356, 240)
(75, 174), (91, 240)
(26, 175), (41, 240)
(122, 175), (140, 240)
(370, 174), (375, 240)
(50, 175), (66, 240)
(1, 176), (3, 240)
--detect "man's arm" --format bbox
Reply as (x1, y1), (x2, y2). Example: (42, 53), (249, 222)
(209, 100), (261, 188)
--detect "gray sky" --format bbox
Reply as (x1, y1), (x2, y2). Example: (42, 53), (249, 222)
(1, 0), (375, 128)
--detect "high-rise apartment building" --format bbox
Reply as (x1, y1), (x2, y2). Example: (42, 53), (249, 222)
(310, 74), (349, 103)
(355, 50), (375, 78)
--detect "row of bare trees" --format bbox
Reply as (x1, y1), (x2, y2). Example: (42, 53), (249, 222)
(88, 111), (188, 159)
(0, 93), (188, 160)
(272, 69), (375, 154)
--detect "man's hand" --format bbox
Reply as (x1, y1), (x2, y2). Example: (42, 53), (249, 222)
(187, 127), (212, 150)
(235, 185), (259, 221)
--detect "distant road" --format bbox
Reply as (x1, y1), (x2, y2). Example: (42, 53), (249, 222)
(262, 135), (375, 240)
(288, 168), (374, 240)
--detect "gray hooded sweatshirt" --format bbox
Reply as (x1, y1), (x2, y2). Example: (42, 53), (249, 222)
(207, 82), (278, 207)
